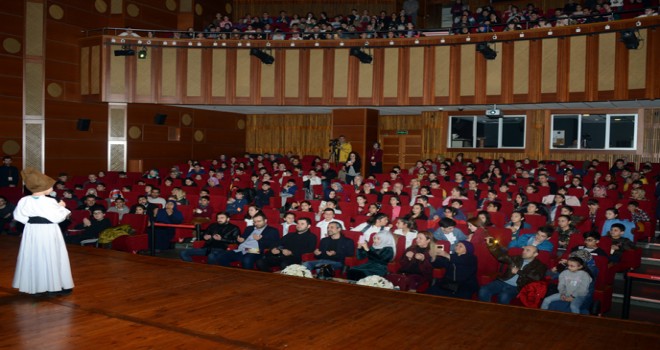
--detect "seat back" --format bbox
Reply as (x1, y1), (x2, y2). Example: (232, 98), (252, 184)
(120, 213), (148, 235)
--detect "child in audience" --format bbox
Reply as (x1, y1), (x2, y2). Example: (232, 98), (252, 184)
(541, 257), (592, 314)
(608, 223), (635, 263)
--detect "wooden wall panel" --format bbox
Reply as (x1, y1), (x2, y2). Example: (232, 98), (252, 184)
(160, 48), (177, 97)
(186, 49), (202, 97)
(211, 49), (226, 97)
(80, 47), (89, 95)
(45, 100), (109, 175)
(598, 32), (616, 91)
(628, 29), (647, 90)
(261, 58), (276, 98)
(308, 49), (324, 99)
(357, 58), (373, 99)
(127, 104), (246, 170)
(383, 48), (399, 99)
(284, 50), (300, 99)
(123, 0), (179, 30)
(569, 36), (586, 93)
(513, 41), (529, 94)
(459, 45), (475, 96)
(408, 47), (424, 98)
(486, 48), (502, 96)
(135, 50), (152, 97)
(235, 49), (251, 98)
(541, 38), (558, 94)
(434, 46), (450, 98)
(333, 49), (348, 99)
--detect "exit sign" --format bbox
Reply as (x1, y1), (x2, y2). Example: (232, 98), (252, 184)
(396, 130), (408, 135)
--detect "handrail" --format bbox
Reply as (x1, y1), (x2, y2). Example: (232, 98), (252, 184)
(622, 271), (660, 319)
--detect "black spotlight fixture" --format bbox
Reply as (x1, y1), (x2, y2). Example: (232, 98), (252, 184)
(620, 29), (640, 50)
(114, 47), (135, 56)
(250, 48), (275, 64)
(137, 47), (147, 59)
(476, 43), (497, 60)
(349, 47), (373, 64)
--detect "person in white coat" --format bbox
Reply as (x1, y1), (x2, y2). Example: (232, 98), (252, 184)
(12, 167), (74, 296)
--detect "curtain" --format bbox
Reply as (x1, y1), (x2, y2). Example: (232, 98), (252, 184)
(246, 114), (332, 156)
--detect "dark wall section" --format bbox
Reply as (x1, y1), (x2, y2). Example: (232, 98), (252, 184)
(127, 104), (246, 172)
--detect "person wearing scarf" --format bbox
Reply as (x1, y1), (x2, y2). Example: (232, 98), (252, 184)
(427, 240), (479, 299)
(347, 231), (395, 281)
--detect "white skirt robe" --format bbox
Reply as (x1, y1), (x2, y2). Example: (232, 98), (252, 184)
(12, 195), (74, 294)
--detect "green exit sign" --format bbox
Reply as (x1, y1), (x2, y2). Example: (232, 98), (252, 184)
(396, 130), (408, 135)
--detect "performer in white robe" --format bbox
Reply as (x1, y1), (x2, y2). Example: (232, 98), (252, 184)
(12, 167), (74, 295)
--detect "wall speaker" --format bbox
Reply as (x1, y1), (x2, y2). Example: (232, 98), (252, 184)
(154, 113), (167, 125)
(76, 118), (91, 131)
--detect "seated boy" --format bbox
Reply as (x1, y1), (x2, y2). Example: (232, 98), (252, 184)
(608, 223), (635, 263)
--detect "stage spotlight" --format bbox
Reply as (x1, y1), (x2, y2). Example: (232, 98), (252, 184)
(620, 29), (640, 50)
(114, 48), (135, 56)
(250, 48), (275, 64)
(137, 47), (147, 59)
(349, 47), (372, 64)
(476, 43), (497, 60)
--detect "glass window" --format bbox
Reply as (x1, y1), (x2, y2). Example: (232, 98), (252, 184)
(609, 115), (636, 148)
(449, 117), (474, 148)
(550, 114), (637, 150)
(448, 116), (526, 149)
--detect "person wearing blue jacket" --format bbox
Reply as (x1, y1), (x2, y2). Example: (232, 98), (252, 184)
(600, 208), (635, 241)
(225, 190), (247, 216)
(508, 225), (555, 253)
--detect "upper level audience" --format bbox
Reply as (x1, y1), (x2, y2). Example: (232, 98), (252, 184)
(111, 1), (658, 41)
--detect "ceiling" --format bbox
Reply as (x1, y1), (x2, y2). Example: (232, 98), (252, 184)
(181, 100), (660, 116)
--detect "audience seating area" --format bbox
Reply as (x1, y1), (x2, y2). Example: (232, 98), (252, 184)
(1, 152), (658, 316)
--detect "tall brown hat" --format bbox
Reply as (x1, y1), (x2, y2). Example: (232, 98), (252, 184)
(21, 167), (56, 193)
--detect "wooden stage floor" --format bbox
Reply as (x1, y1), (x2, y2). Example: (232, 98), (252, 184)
(1, 236), (658, 349)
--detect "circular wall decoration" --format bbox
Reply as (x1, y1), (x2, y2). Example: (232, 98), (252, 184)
(127, 4), (140, 17)
(94, 0), (107, 13)
(48, 4), (64, 20)
(128, 126), (142, 139)
(181, 113), (192, 126)
(195, 4), (203, 16)
(2, 38), (21, 54)
(47, 83), (63, 98)
(225, 3), (232, 14)
(165, 0), (177, 11)
(193, 130), (204, 142)
(2, 140), (20, 155)
(237, 119), (245, 130)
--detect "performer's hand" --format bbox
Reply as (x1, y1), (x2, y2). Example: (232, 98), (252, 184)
(58, 200), (66, 207)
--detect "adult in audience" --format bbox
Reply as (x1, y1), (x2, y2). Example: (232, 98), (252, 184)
(396, 231), (436, 291)
(303, 222), (355, 275)
(256, 217), (317, 272)
(217, 213), (279, 269)
(147, 187), (167, 208)
(346, 230), (395, 281)
(427, 240), (478, 299)
(478, 243), (547, 304)
(180, 212), (240, 264)
(151, 200), (183, 251)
